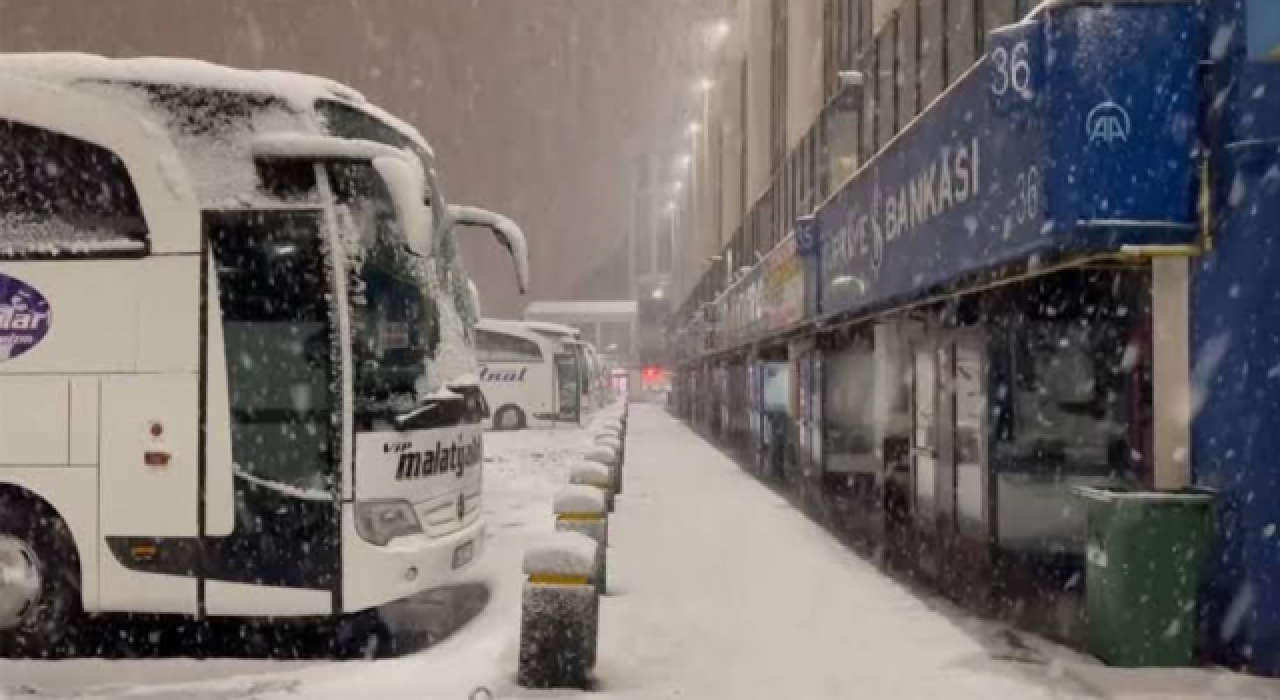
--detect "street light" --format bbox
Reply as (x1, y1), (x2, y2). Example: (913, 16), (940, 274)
(705, 19), (731, 49)
(676, 153), (691, 170)
(651, 287), (666, 300)
(696, 77), (714, 93)
(671, 180), (684, 193)
(687, 121), (702, 135)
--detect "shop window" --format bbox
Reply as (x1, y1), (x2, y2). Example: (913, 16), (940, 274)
(992, 271), (1150, 482)
(762, 361), (792, 415)
(823, 332), (878, 477)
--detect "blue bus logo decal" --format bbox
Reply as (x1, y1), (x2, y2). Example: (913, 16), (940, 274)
(0, 274), (51, 363)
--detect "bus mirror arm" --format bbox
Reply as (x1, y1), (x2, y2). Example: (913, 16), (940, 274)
(446, 205), (530, 294)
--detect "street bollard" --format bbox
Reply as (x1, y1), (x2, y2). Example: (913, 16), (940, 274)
(594, 433), (621, 452)
(570, 460), (614, 513)
(598, 421), (626, 473)
(554, 484), (608, 594)
(595, 432), (624, 486)
(519, 532), (599, 689)
(583, 447), (621, 505)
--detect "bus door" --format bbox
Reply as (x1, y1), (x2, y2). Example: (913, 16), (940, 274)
(555, 352), (581, 424)
(199, 207), (341, 617)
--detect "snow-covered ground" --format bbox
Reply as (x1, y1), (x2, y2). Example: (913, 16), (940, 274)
(4, 405), (1280, 699)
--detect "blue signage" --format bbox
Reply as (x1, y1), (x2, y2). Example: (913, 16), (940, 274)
(0, 273), (51, 362)
(817, 3), (1201, 320)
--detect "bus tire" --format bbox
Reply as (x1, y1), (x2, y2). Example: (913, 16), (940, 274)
(0, 496), (79, 658)
(493, 405), (527, 432)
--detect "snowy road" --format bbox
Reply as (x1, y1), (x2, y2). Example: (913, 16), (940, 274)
(3, 404), (1279, 699)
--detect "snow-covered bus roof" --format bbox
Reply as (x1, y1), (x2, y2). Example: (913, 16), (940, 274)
(0, 53), (363, 112)
(0, 53), (437, 207)
(524, 300), (637, 317)
(517, 320), (583, 339)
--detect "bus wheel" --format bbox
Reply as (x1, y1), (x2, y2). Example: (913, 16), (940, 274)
(494, 405), (526, 431)
(0, 501), (78, 658)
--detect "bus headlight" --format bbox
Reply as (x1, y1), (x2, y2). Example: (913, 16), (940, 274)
(354, 500), (423, 546)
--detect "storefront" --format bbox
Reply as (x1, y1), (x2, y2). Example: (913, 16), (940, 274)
(665, 0), (1280, 674)
(812, 2), (1199, 569)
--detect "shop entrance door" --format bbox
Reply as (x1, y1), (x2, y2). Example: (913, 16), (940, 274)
(913, 334), (992, 554)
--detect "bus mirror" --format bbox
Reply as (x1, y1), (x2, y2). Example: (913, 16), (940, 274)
(373, 155), (432, 256)
(446, 205), (530, 294)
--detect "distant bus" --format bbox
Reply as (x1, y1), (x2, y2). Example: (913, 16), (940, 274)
(475, 320), (581, 429)
(517, 322), (599, 415)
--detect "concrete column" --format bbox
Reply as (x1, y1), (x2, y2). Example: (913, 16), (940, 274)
(1152, 258), (1191, 490)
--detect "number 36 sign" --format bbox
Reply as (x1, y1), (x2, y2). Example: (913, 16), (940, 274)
(986, 21), (1042, 115)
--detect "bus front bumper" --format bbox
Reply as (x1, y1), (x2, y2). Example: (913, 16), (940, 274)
(341, 506), (487, 613)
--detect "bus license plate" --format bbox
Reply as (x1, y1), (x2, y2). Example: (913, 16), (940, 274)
(452, 541), (475, 570)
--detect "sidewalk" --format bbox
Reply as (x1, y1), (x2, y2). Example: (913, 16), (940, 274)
(594, 405), (1280, 700)
(4, 405), (1277, 699)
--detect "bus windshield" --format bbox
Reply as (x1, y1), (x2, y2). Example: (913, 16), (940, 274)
(326, 161), (438, 417)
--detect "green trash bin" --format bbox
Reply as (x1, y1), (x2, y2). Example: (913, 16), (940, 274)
(1073, 486), (1215, 667)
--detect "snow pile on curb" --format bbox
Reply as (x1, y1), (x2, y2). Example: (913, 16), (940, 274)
(584, 445), (618, 466)
(568, 462), (611, 487)
(523, 532), (597, 577)
(554, 484), (606, 515)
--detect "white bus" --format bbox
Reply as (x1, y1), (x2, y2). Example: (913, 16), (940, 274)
(517, 321), (604, 415)
(474, 320), (581, 430)
(0, 57), (528, 654)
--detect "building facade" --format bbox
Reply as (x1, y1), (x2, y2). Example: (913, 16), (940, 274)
(668, 0), (1280, 674)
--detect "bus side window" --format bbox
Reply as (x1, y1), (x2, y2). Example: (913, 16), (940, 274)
(476, 329), (542, 363)
(0, 118), (149, 253)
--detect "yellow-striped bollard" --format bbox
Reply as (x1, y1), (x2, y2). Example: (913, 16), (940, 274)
(519, 532), (599, 689)
(554, 484), (608, 594)
(583, 444), (621, 500)
(570, 460), (614, 512)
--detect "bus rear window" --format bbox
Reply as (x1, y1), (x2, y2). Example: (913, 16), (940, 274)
(0, 118), (148, 255)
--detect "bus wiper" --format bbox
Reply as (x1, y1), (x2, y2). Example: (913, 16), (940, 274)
(391, 389), (462, 431)
(392, 403), (436, 431)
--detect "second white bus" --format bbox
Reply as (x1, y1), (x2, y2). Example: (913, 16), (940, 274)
(475, 320), (582, 430)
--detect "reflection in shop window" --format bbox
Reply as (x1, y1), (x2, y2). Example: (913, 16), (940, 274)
(1004, 320), (1131, 474)
(824, 335), (878, 475)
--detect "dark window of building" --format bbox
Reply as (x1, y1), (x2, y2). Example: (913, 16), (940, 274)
(878, 21), (897, 146)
